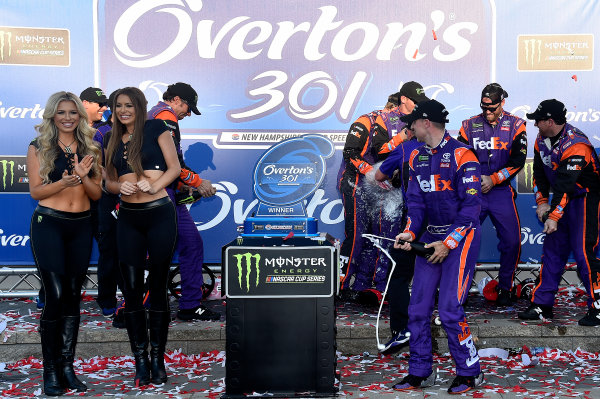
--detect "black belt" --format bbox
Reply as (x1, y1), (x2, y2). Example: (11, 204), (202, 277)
(120, 196), (172, 210)
(35, 205), (91, 220)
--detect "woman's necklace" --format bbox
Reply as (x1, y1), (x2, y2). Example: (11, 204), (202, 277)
(58, 138), (76, 154)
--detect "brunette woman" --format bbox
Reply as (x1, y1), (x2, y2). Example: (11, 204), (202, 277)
(104, 87), (179, 386)
(27, 92), (102, 396)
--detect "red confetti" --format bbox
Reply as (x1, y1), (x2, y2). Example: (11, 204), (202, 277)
(432, 29), (437, 40)
(283, 231), (294, 240)
(572, 75), (578, 81)
(413, 49), (419, 59)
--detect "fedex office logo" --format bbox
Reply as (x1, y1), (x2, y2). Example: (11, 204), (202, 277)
(472, 137), (508, 150)
(417, 175), (452, 192)
(462, 175), (479, 184)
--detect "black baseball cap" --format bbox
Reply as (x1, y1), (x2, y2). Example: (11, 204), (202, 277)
(400, 99), (449, 127)
(481, 83), (508, 104)
(526, 99), (567, 123)
(166, 82), (201, 115)
(398, 81), (429, 103)
(80, 87), (108, 104)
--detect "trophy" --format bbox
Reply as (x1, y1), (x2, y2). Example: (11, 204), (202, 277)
(242, 134), (334, 237)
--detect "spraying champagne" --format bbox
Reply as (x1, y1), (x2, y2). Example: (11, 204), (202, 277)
(362, 234), (435, 258)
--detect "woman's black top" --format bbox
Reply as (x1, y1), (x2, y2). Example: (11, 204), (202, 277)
(112, 119), (169, 177)
(30, 138), (90, 182)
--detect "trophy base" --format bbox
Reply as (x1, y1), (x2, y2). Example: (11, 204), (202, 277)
(242, 216), (318, 237)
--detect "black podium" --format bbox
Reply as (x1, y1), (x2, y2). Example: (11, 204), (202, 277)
(222, 236), (337, 398)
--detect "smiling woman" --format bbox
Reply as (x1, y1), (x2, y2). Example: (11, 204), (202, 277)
(26, 91), (102, 396)
(104, 87), (180, 387)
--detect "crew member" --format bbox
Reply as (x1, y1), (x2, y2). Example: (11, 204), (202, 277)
(392, 100), (484, 394)
(337, 96), (393, 302)
(148, 82), (219, 321)
(374, 124), (424, 354)
(458, 83), (527, 306)
(80, 87), (108, 128)
(361, 82), (428, 303)
(518, 99), (600, 326)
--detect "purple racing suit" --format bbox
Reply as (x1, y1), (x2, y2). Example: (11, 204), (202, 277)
(458, 112), (527, 291)
(531, 123), (600, 309)
(403, 131), (482, 378)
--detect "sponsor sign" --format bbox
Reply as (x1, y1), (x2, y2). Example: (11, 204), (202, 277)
(0, 26), (70, 66)
(225, 246), (335, 298)
(517, 34), (593, 71)
(0, 156), (28, 193)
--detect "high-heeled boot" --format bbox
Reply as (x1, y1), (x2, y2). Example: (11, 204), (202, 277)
(148, 310), (170, 384)
(40, 320), (66, 396)
(124, 309), (151, 387)
(59, 315), (87, 392)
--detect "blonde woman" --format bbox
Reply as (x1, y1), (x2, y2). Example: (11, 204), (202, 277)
(27, 91), (101, 396)
(105, 87), (179, 387)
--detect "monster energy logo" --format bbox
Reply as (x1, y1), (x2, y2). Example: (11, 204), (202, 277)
(517, 159), (534, 194)
(0, 160), (14, 190)
(524, 39), (542, 67)
(233, 252), (261, 292)
(0, 30), (12, 61)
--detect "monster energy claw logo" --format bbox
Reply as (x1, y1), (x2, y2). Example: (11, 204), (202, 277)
(518, 159), (534, 193)
(0, 160), (14, 190)
(0, 30), (12, 61)
(233, 253), (261, 292)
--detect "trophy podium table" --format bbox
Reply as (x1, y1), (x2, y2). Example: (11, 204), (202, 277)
(222, 236), (338, 398)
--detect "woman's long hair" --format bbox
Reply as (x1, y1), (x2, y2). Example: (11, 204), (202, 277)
(33, 91), (101, 183)
(105, 87), (148, 179)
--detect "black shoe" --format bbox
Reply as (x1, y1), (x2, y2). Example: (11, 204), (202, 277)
(59, 316), (87, 392)
(380, 329), (410, 355)
(518, 303), (553, 320)
(177, 305), (220, 321)
(578, 307), (600, 326)
(391, 372), (435, 391)
(448, 373), (484, 394)
(149, 310), (170, 384)
(496, 288), (512, 307)
(124, 310), (151, 387)
(337, 289), (361, 303)
(40, 320), (66, 397)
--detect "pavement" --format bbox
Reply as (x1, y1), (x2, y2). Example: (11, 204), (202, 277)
(1, 286), (600, 398)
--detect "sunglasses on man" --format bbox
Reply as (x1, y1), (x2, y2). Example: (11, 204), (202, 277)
(480, 102), (500, 112)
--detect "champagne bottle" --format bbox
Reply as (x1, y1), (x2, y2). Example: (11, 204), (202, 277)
(397, 239), (435, 258)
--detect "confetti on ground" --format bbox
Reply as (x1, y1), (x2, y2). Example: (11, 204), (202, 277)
(1, 284), (599, 397)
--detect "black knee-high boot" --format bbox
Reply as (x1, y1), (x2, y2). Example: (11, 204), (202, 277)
(124, 309), (150, 387)
(149, 310), (170, 384)
(59, 316), (87, 392)
(40, 320), (66, 396)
